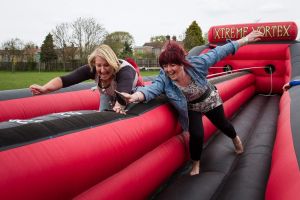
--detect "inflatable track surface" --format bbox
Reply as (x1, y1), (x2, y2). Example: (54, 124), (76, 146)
(0, 22), (300, 200)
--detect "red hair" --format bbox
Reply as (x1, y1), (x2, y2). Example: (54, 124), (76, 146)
(159, 41), (191, 68)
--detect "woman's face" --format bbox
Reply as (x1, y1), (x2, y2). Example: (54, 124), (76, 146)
(162, 63), (184, 81)
(95, 56), (114, 81)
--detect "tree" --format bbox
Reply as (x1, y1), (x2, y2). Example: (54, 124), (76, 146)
(1, 38), (24, 62)
(183, 21), (204, 51)
(119, 41), (133, 58)
(23, 42), (38, 70)
(23, 42), (37, 62)
(52, 23), (71, 69)
(203, 32), (209, 44)
(150, 35), (167, 43)
(52, 23), (70, 50)
(103, 31), (134, 57)
(40, 33), (57, 63)
(71, 17), (107, 62)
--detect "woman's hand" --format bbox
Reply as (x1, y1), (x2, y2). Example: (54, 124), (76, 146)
(113, 91), (145, 114)
(238, 30), (264, 47)
(113, 101), (127, 114)
(245, 30), (264, 43)
(29, 77), (63, 95)
(121, 92), (145, 103)
(282, 82), (291, 91)
(29, 84), (48, 95)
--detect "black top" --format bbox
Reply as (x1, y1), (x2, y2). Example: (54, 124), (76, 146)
(60, 64), (136, 93)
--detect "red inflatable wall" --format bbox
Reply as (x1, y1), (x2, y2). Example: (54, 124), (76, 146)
(0, 104), (181, 200)
(208, 21), (298, 43)
(0, 90), (99, 122)
(0, 73), (256, 200)
(265, 93), (300, 200)
(207, 43), (291, 94)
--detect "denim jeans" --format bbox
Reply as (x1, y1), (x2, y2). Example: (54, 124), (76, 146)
(99, 93), (113, 111)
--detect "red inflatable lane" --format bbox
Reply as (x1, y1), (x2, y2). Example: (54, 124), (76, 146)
(0, 104), (181, 200)
(216, 73), (255, 102)
(1, 21), (299, 199)
(203, 85), (255, 141)
(265, 93), (300, 200)
(74, 135), (189, 200)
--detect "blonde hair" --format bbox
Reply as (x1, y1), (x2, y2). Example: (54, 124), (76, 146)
(88, 44), (120, 73)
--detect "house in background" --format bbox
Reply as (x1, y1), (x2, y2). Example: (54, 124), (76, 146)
(0, 46), (40, 63)
(133, 36), (183, 69)
(133, 35), (183, 59)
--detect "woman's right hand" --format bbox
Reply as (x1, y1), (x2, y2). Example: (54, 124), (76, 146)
(29, 77), (63, 95)
(29, 84), (48, 95)
(121, 91), (144, 103)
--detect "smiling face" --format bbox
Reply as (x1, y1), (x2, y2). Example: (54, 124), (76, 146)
(162, 63), (185, 81)
(95, 56), (114, 81)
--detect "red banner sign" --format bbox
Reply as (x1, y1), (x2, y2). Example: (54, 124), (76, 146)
(208, 22), (298, 43)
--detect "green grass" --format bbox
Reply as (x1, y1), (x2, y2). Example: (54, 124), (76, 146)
(140, 70), (160, 77)
(0, 70), (160, 91)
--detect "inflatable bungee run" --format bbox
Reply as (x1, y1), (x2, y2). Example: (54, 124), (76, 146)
(0, 21), (299, 200)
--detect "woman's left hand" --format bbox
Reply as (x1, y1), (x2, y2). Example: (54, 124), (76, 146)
(238, 30), (264, 47)
(245, 30), (264, 43)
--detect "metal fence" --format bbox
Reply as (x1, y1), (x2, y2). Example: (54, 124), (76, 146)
(135, 58), (160, 70)
(0, 59), (160, 72)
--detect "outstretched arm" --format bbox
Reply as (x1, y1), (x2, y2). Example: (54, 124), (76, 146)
(29, 65), (93, 95)
(29, 77), (63, 95)
(189, 30), (264, 77)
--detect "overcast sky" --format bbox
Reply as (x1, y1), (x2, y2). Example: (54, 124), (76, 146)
(1, 0), (299, 47)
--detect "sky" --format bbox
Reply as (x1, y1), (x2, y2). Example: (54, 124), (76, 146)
(1, 0), (299, 47)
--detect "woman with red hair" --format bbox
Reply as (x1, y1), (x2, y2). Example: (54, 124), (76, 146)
(122, 30), (263, 176)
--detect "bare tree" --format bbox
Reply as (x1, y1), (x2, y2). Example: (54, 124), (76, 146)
(52, 23), (70, 48)
(71, 17), (107, 62)
(23, 42), (37, 62)
(1, 38), (24, 62)
(52, 23), (71, 69)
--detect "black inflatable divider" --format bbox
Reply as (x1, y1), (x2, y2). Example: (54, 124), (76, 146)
(0, 97), (168, 151)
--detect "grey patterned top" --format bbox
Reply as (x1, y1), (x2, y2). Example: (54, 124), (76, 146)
(176, 80), (222, 113)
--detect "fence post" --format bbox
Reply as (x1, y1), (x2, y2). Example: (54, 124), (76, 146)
(38, 62), (41, 72)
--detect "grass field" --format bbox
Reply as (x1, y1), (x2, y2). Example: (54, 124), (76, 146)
(0, 70), (160, 91)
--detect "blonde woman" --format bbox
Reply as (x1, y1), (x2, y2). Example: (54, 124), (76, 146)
(30, 44), (142, 113)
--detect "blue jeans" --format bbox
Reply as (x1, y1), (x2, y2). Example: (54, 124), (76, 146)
(99, 93), (113, 111)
